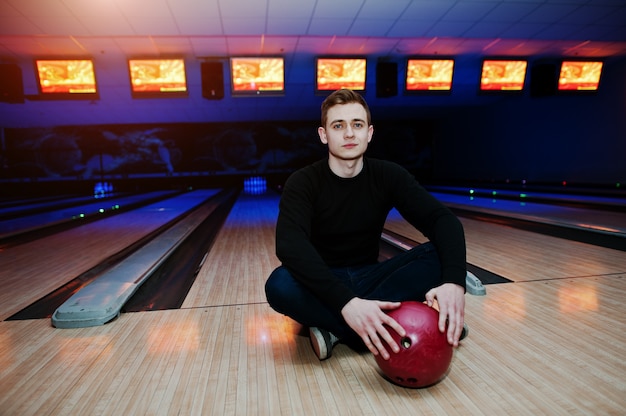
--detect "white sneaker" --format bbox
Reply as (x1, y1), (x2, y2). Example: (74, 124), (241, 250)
(309, 327), (339, 360)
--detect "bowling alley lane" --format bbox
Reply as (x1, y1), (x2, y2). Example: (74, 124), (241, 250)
(181, 192), (281, 309)
(0, 190), (179, 240)
(427, 186), (626, 238)
(0, 189), (220, 320)
(0, 267), (623, 415)
(388, 215), (625, 285)
(0, 189), (625, 415)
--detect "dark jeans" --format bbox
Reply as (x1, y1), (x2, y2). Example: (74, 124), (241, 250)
(265, 242), (443, 346)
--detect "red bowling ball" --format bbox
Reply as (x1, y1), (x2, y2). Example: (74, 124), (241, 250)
(375, 301), (453, 388)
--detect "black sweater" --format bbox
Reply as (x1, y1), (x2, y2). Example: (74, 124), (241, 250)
(275, 157), (466, 313)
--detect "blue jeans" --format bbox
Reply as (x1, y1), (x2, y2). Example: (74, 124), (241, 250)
(265, 242), (442, 346)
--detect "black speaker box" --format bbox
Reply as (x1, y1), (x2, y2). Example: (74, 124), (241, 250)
(201, 62), (224, 100)
(530, 63), (558, 97)
(376, 62), (398, 98)
(0, 64), (25, 103)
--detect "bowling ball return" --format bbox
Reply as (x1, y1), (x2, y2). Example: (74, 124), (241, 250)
(375, 301), (453, 388)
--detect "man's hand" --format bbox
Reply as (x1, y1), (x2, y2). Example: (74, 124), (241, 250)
(341, 297), (405, 360)
(425, 283), (465, 346)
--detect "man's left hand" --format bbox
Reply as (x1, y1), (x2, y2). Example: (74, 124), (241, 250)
(425, 283), (465, 346)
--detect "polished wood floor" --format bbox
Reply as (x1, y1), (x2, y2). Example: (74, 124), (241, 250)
(1, 192), (625, 415)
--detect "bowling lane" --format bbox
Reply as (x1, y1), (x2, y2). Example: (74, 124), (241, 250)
(420, 187), (626, 253)
(0, 194), (94, 220)
(0, 190), (179, 241)
(0, 189), (220, 320)
(385, 208), (626, 284)
(181, 192), (281, 309)
(427, 185), (626, 210)
(385, 186), (626, 283)
(428, 189), (626, 237)
(1, 190), (624, 416)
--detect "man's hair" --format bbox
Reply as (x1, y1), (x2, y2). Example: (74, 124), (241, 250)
(320, 89), (371, 128)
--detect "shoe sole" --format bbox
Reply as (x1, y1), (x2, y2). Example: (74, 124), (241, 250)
(309, 327), (330, 360)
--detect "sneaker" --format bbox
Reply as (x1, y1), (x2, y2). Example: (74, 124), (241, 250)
(309, 327), (339, 360)
(460, 323), (469, 341)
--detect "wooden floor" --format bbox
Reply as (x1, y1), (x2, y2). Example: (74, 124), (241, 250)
(1, 192), (625, 415)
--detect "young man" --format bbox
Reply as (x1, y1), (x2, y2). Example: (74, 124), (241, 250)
(265, 89), (467, 361)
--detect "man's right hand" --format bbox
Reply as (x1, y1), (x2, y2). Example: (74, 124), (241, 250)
(340, 297), (405, 360)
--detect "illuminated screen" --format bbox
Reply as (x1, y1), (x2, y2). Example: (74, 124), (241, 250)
(558, 61), (603, 91)
(480, 60), (527, 91)
(316, 58), (366, 91)
(406, 59), (454, 91)
(230, 57), (284, 94)
(128, 59), (187, 96)
(35, 59), (97, 97)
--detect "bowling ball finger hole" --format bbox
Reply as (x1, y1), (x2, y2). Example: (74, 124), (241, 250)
(400, 337), (412, 349)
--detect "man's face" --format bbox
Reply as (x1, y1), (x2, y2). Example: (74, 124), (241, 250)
(318, 102), (373, 163)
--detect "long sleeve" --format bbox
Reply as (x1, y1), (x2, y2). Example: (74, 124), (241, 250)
(360, 158), (466, 289)
(390, 172), (467, 289)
